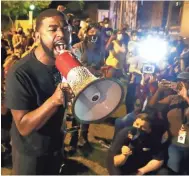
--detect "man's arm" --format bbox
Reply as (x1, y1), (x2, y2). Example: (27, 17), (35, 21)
(10, 83), (66, 136)
(147, 88), (171, 107)
(137, 159), (164, 175)
(72, 42), (87, 66)
(185, 97), (189, 105)
(11, 97), (58, 136)
(178, 82), (189, 104)
(114, 144), (132, 166)
(110, 128), (132, 167)
(113, 41), (126, 53)
(105, 36), (115, 51)
(114, 154), (129, 167)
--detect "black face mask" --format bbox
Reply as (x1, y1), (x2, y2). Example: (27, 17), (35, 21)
(86, 35), (100, 49)
(128, 127), (149, 150)
(87, 35), (99, 43)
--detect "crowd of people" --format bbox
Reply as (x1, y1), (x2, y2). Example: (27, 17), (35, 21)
(1, 6), (189, 175)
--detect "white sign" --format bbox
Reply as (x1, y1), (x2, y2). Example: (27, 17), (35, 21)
(97, 10), (109, 22)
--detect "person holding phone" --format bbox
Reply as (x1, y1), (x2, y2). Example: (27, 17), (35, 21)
(148, 72), (189, 174)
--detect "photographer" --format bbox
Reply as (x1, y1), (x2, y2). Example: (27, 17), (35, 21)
(107, 112), (165, 175)
(148, 72), (189, 174)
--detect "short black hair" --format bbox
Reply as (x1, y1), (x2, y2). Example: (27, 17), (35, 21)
(136, 113), (152, 122)
(35, 9), (68, 31)
(136, 110), (155, 128)
(103, 18), (110, 24)
(86, 23), (100, 33)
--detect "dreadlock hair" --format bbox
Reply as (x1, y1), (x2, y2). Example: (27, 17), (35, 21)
(35, 9), (68, 32)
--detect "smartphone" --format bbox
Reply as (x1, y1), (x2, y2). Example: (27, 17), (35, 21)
(169, 81), (182, 91)
(142, 64), (155, 74)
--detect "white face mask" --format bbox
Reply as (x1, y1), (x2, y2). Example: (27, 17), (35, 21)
(104, 24), (109, 28)
(117, 34), (123, 41)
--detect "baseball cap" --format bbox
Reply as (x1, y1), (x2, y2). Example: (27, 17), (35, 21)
(177, 72), (189, 81)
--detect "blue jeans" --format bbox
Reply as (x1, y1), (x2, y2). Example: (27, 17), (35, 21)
(167, 144), (189, 174)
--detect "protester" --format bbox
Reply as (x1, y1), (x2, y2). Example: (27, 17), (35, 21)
(148, 72), (189, 174)
(107, 112), (166, 175)
(5, 9), (74, 175)
(2, 5), (189, 175)
(12, 27), (26, 55)
(68, 23), (105, 152)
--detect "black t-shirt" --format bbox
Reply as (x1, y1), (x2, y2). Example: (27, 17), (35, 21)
(107, 127), (164, 175)
(5, 50), (65, 156)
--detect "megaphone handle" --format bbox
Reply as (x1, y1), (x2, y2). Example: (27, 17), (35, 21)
(61, 89), (68, 139)
(62, 89), (68, 109)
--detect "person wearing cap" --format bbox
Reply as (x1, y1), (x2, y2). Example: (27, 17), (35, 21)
(148, 72), (189, 174)
(5, 9), (73, 174)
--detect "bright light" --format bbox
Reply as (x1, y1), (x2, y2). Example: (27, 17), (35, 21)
(30, 4), (35, 10)
(138, 37), (168, 62)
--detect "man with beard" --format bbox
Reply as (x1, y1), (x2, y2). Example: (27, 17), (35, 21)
(107, 112), (165, 175)
(68, 23), (105, 152)
(5, 9), (73, 175)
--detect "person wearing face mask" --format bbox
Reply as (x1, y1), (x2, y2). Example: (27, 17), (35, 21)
(148, 72), (189, 174)
(12, 27), (27, 55)
(105, 30), (127, 71)
(67, 23), (105, 152)
(107, 112), (166, 175)
(101, 18), (113, 57)
(73, 23), (104, 72)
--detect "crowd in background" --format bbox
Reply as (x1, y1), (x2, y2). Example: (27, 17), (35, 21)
(1, 5), (189, 175)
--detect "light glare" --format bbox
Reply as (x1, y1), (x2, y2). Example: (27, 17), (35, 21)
(138, 37), (168, 62)
(30, 4), (35, 10)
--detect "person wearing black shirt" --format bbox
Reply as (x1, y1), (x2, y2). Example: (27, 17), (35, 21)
(5, 9), (73, 175)
(107, 113), (165, 175)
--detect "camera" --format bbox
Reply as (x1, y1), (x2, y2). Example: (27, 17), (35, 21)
(142, 64), (155, 74)
(170, 81), (183, 91)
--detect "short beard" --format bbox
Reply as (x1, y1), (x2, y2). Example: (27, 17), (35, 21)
(40, 38), (55, 60)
